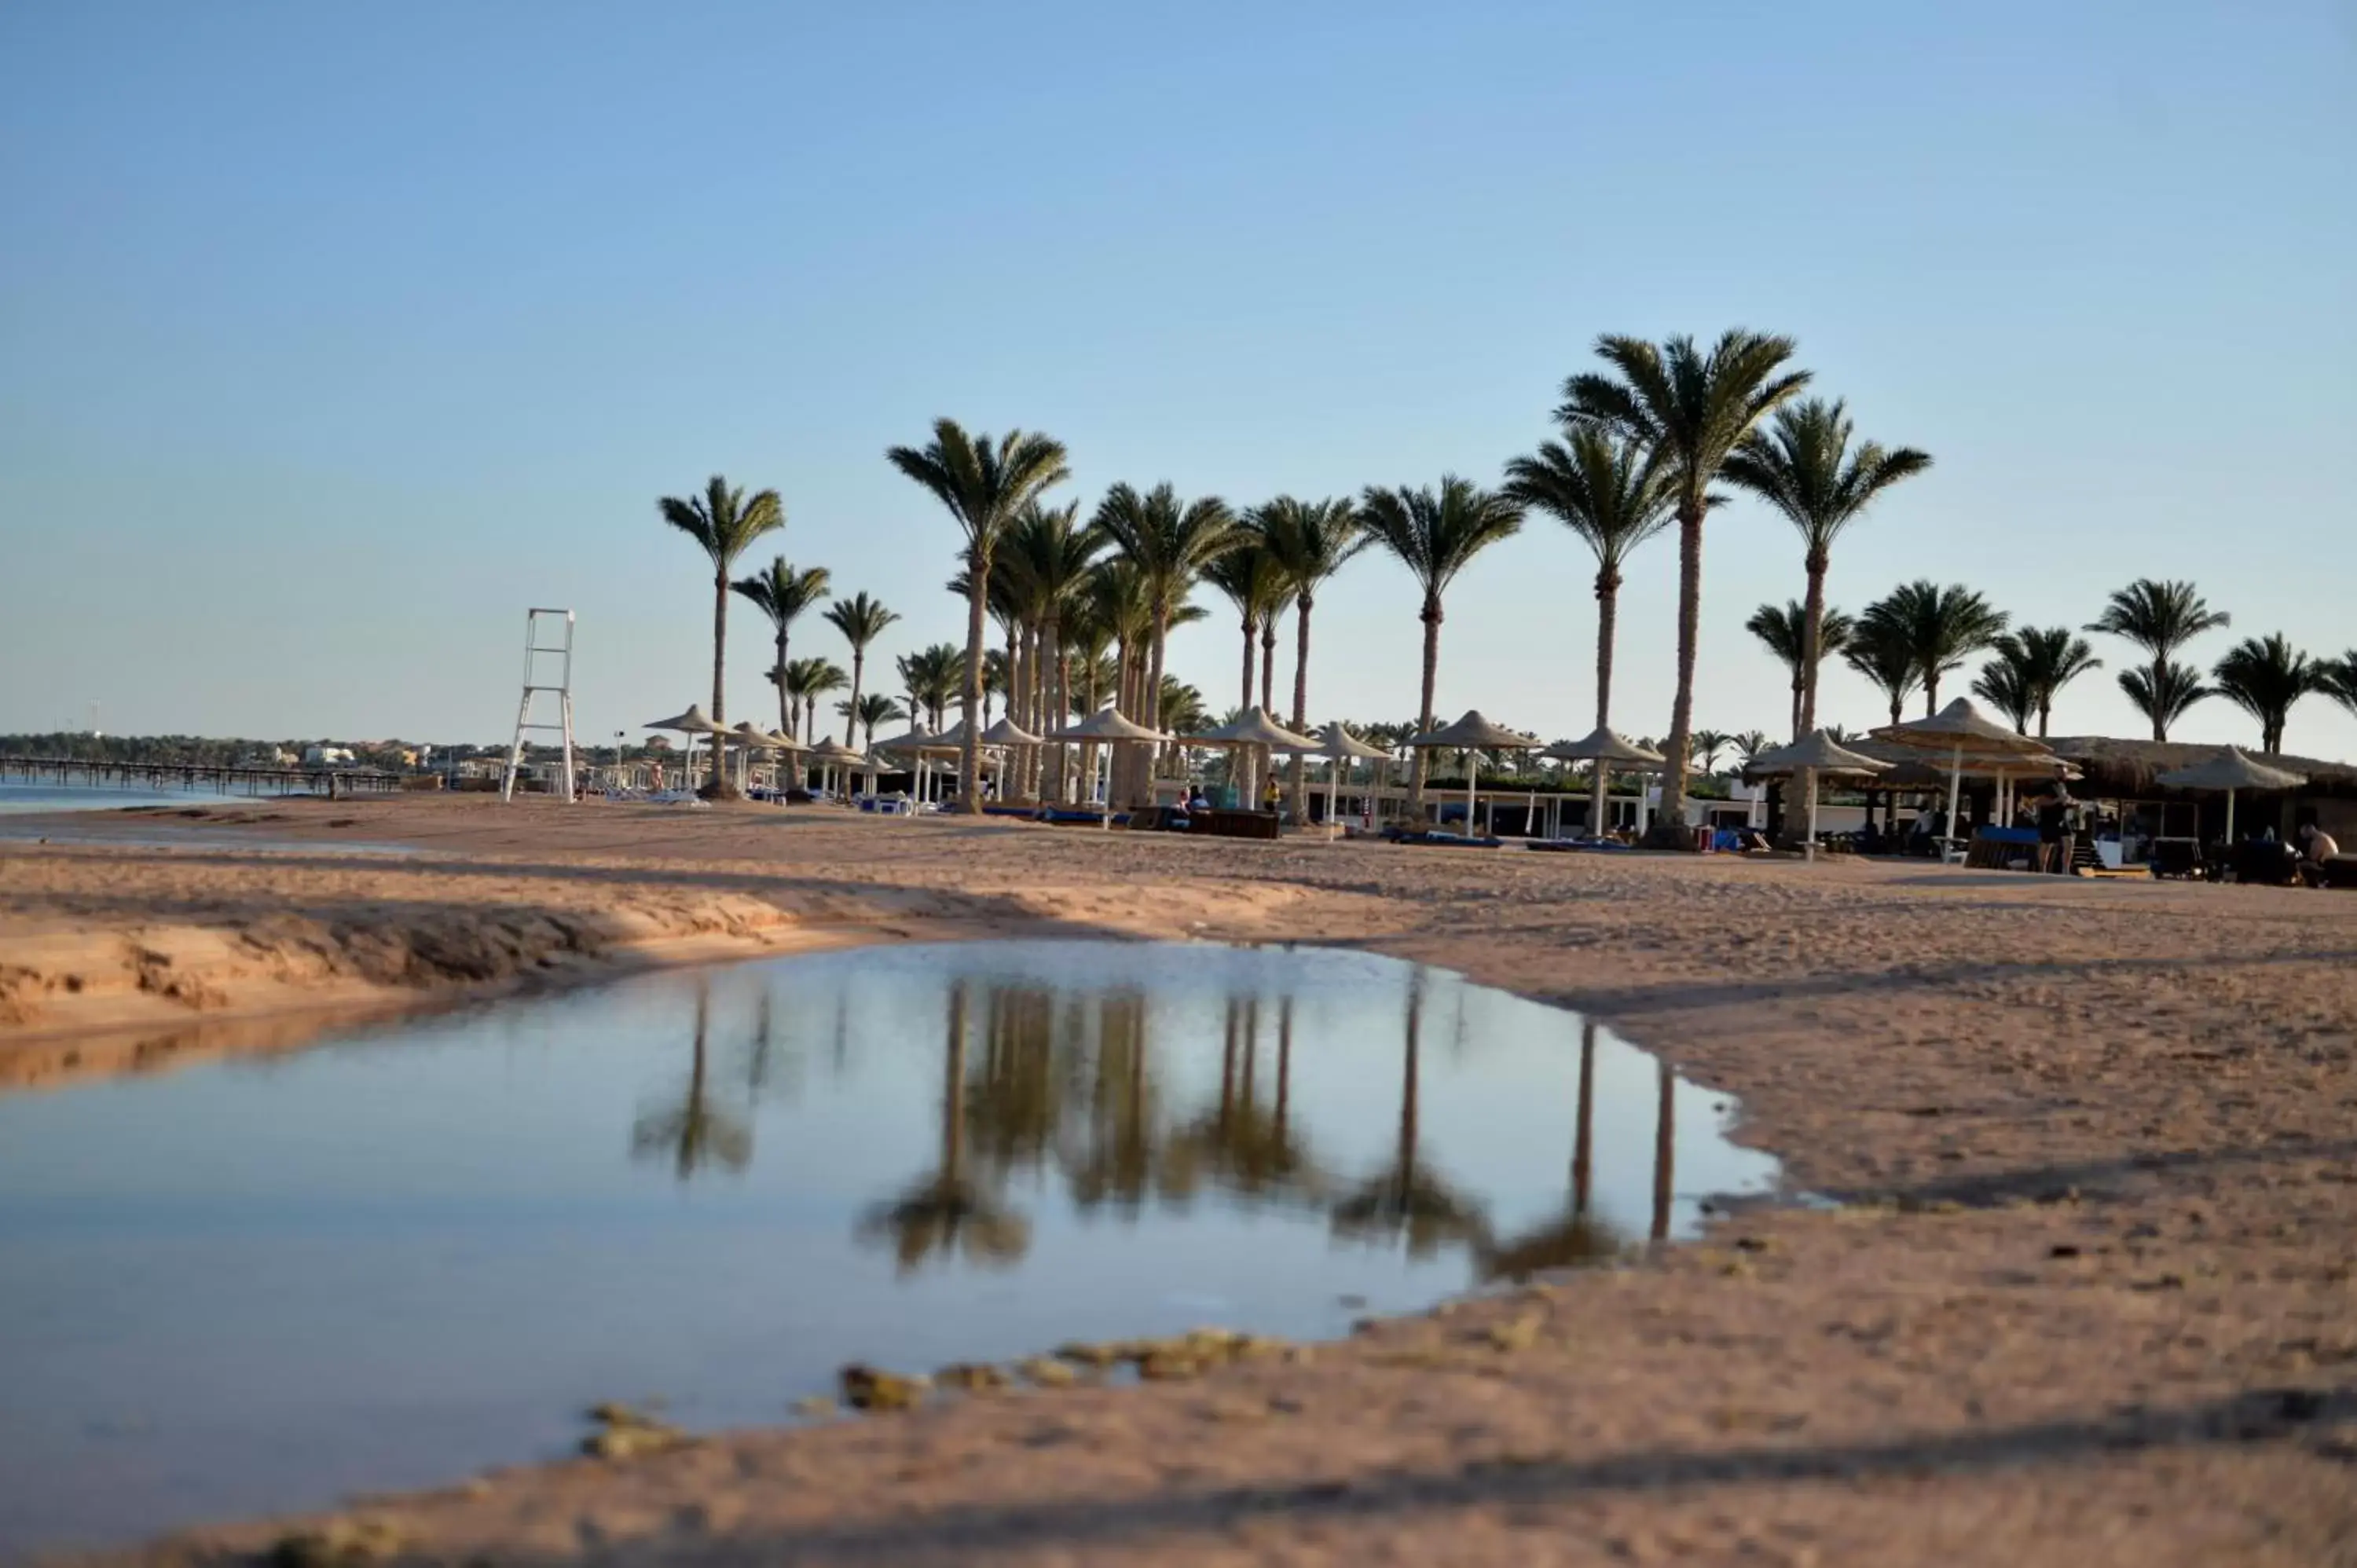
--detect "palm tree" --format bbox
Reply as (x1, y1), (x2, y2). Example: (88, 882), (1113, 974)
(994, 501), (1106, 800)
(783, 658), (846, 746)
(1252, 496), (1367, 817)
(1689, 729), (1732, 775)
(2118, 662), (2210, 739)
(1200, 540), (1289, 804)
(1157, 677), (1210, 744)
(1980, 627), (2101, 738)
(849, 693), (904, 750)
(659, 476), (784, 795)
(1842, 617), (1923, 726)
(1358, 476), (1525, 812)
(1859, 581), (2008, 715)
(885, 421), (1071, 812)
(730, 558), (830, 736)
(1556, 331), (1811, 835)
(821, 592), (901, 746)
(1094, 483), (1240, 804)
(1502, 427), (1673, 826)
(896, 643), (965, 731)
(1744, 600), (1856, 739)
(2212, 634), (2317, 754)
(2086, 580), (2231, 741)
(2320, 652), (2357, 719)
(1731, 730), (1770, 768)
(1970, 654), (2036, 734)
(1722, 400), (1931, 735)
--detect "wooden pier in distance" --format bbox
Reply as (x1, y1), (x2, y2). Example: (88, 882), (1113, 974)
(0, 756), (405, 800)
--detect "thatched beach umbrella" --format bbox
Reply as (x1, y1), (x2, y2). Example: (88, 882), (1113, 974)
(1744, 731), (1889, 861)
(645, 705), (731, 791)
(808, 737), (867, 798)
(1282, 720), (1391, 841)
(1405, 712), (1539, 833)
(1184, 707), (1318, 811)
(2156, 747), (2307, 845)
(980, 716), (1043, 746)
(874, 726), (954, 806)
(1542, 727), (1666, 837)
(1871, 698), (2056, 855)
(1047, 705), (1175, 826)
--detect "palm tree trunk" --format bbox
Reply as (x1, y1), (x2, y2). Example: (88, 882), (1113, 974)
(844, 648), (864, 746)
(1409, 597), (1440, 815)
(2150, 658), (2168, 742)
(1259, 616), (1277, 714)
(1043, 622), (1065, 804)
(706, 570), (738, 799)
(1789, 680), (1802, 744)
(787, 627), (806, 735)
(1925, 675), (1940, 717)
(710, 571), (728, 726)
(1592, 570), (1618, 834)
(2037, 701), (2051, 740)
(1798, 551), (1828, 735)
(1655, 505), (1703, 838)
(1143, 605), (1170, 807)
(959, 555), (988, 814)
(1237, 615), (1255, 713)
(1286, 597), (1312, 822)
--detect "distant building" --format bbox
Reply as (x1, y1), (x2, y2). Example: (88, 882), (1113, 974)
(302, 745), (356, 767)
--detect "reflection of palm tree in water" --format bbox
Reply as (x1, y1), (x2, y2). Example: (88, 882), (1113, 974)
(631, 984), (754, 1180)
(1479, 1019), (1627, 1280)
(965, 985), (1062, 1174)
(1066, 991), (1158, 1211)
(1651, 1054), (1674, 1243)
(1331, 969), (1489, 1257)
(860, 978), (1030, 1272)
(1160, 993), (1321, 1203)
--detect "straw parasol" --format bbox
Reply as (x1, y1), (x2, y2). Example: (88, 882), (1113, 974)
(807, 737), (867, 797)
(1406, 711), (1541, 833)
(1184, 708), (1318, 811)
(1046, 706), (1176, 827)
(1542, 727), (1667, 837)
(871, 726), (954, 808)
(1871, 698), (2056, 855)
(1282, 720), (1390, 841)
(645, 705), (731, 789)
(980, 716), (1044, 747)
(2155, 747), (2308, 845)
(872, 727), (952, 756)
(1743, 731), (1889, 861)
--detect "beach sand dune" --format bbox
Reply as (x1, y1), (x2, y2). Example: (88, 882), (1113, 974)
(8, 796), (2354, 1566)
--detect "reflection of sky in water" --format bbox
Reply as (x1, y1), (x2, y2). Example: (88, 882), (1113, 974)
(0, 942), (1776, 1553)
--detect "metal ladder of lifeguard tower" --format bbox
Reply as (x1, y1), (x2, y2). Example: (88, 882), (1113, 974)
(501, 608), (577, 803)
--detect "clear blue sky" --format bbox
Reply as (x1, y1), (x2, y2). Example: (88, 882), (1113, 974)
(3, 2), (2352, 757)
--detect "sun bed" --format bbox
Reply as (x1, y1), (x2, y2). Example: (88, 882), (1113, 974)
(1393, 830), (1505, 848)
(1528, 836), (1630, 854)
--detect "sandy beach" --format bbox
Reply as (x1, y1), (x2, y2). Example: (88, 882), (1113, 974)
(5, 796), (2354, 1566)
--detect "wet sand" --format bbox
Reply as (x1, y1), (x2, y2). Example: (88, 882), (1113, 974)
(5, 796), (2354, 1566)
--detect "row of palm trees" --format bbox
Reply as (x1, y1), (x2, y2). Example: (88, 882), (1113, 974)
(1746, 574), (2357, 754)
(871, 332), (1930, 823)
(671, 329), (2348, 815)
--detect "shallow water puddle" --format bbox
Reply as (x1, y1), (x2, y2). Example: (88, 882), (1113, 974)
(0, 940), (1776, 1552)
